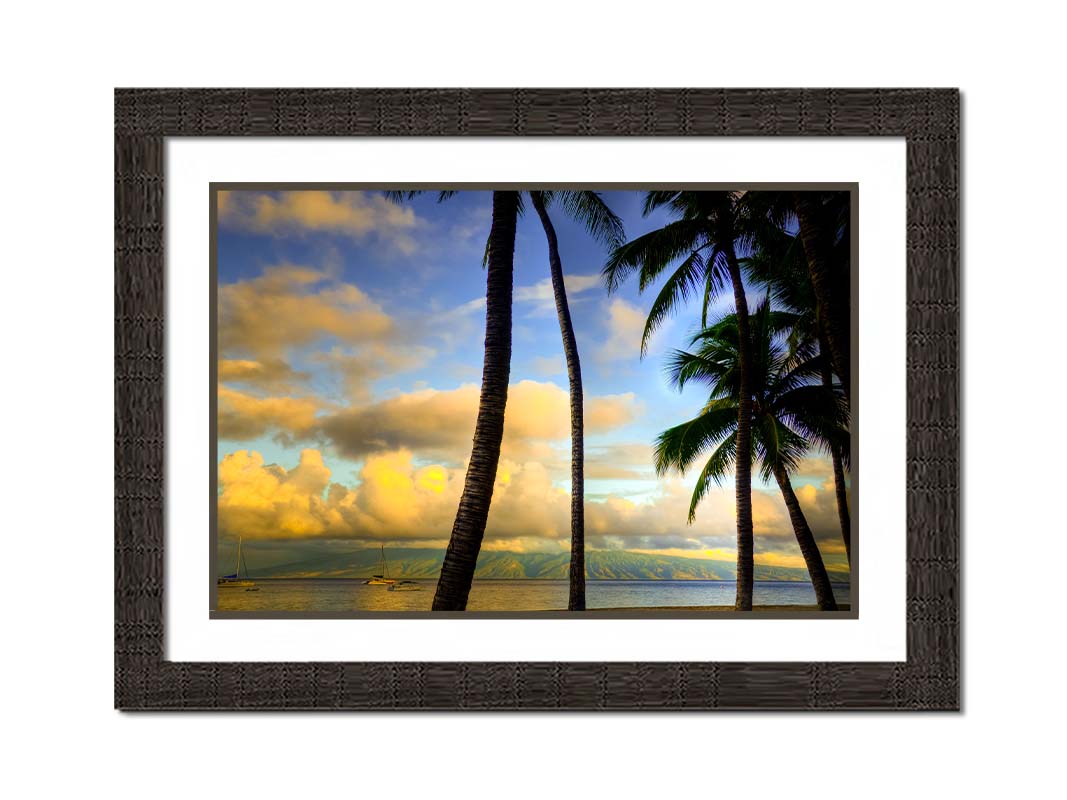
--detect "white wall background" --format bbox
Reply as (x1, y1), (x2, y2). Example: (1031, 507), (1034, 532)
(1, 2), (1062, 798)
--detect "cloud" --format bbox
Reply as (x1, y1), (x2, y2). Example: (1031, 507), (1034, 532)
(319, 380), (641, 464)
(588, 442), (655, 467)
(218, 378), (641, 471)
(217, 264), (433, 407)
(309, 344), (431, 401)
(218, 447), (848, 571)
(585, 392), (642, 431)
(218, 265), (394, 361)
(514, 273), (603, 316)
(217, 387), (322, 441)
(218, 190), (420, 253)
(218, 358), (307, 392)
(218, 449), (345, 538)
(594, 297), (648, 364)
(218, 447), (568, 542)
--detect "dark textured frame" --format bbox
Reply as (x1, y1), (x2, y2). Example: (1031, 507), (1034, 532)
(115, 88), (959, 711)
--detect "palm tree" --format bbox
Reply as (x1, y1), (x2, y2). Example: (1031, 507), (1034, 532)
(792, 191), (851, 405)
(655, 300), (845, 610)
(388, 190), (621, 611)
(386, 190), (520, 611)
(529, 191), (623, 611)
(741, 218), (852, 563)
(604, 191), (757, 610)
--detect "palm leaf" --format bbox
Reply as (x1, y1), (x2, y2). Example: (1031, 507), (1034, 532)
(602, 218), (707, 293)
(639, 249), (707, 355)
(551, 190), (625, 247)
(686, 433), (738, 523)
(654, 400), (739, 476)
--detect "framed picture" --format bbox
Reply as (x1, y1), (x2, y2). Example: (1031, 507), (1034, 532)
(115, 88), (959, 710)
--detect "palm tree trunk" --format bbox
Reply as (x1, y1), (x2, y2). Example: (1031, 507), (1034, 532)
(530, 193), (586, 611)
(772, 463), (838, 611)
(818, 327), (851, 564)
(724, 235), (754, 611)
(830, 446), (851, 564)
(794, 192), (850, 405)
(432, 191), (519, 611)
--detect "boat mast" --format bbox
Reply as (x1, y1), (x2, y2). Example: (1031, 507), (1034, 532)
(236, 535), (243, 578)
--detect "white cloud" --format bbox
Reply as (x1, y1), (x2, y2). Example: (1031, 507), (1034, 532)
(594, 297), (647, 364)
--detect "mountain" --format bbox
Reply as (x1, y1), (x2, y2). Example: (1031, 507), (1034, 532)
(250, 548), (849, 583)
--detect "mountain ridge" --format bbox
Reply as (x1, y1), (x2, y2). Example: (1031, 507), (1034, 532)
(246, 547), (849, 583)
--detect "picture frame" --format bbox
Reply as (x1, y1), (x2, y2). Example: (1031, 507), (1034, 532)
(115, 88), (959, 710)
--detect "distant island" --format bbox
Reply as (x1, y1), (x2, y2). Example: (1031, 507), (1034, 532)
(242, 548), (850, 584)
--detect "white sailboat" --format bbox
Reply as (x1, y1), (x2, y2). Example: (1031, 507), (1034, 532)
(364, 545), (396, 585)
(218, 535), (257, 589)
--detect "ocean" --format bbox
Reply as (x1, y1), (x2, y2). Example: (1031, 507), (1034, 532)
(216, 579), (852, 613)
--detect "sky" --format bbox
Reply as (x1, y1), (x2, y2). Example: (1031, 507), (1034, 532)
(215, 189), (850, 574)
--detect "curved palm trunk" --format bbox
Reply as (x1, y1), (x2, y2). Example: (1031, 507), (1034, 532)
(432, 191), (519, 611)
(530, 193), (585, 611)
(724, 237), (755, 611)
(794, 193), (850, 406)
(772, 463), (838, 611)
(818, 328), (851, 564)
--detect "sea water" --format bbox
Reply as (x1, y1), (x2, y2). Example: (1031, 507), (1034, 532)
(216, 579), (851, 613)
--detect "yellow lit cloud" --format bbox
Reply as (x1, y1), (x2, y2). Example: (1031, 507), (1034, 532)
(218, 449), (345, 539)
(219, 190), (420, 253)
(319, 380), (641, 463)
(217, 446), (849, 576)
(219, 448), (569, 542)
(217, 387), (321, 441)
(218, 358), (305, 392)
(219, 264), (394, 361)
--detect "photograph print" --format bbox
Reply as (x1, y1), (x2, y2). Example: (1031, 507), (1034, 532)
(212, 186), (854, 616)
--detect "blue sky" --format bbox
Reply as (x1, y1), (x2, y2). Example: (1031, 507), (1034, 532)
(215, 189), (848, 572)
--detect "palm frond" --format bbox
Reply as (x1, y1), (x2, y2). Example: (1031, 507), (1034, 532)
(551, 190), (625, 247)
(686, 433), (738, 523)
(642, 190), (682, 216)
(602, 218), (707, 293)
(382, 190), (423, 203)
(754, 415), (807, 481)
(639, 249), (707, 356)
(654, 400), (739, 476)
(773, 384), (849, 457)
(663, 348), (731, 392)
(383, 190), (456, 203)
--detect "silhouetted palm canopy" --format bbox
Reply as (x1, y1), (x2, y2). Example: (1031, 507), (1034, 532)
(604, 189), (764, 609)
(655, 299), (846, 610)
(655, 300), (849, 522)
(741, 214), (853, 561)
(740, 221), (816, 355)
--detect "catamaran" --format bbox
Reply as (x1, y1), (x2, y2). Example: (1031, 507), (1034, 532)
(218, 535), (257, 589)
(364, 545), (396, 585)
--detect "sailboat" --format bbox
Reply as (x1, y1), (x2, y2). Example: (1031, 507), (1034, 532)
(218, 535), (257, 589)
(364, 545), (396, 585)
